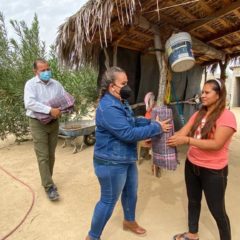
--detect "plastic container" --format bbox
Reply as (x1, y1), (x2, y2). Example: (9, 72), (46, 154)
(165, 32), (195, 72)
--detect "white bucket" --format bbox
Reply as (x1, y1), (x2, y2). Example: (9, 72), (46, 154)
(165, 32), (195, 72)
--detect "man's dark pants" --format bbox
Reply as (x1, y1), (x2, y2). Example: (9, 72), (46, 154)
(29, 118), (59, 191)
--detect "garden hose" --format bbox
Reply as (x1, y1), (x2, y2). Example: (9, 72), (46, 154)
(0, 164), (35, 240)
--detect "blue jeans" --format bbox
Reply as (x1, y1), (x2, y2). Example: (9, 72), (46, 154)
(88, 160), (138, 240)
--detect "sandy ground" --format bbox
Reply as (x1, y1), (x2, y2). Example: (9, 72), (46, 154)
(0, 108), (240, 240)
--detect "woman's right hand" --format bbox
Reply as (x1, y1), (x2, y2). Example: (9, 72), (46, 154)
(155, 115), (172, 132)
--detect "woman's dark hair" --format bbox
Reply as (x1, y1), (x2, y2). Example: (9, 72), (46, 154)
(189, 79), (226, 139)
(99, 66), (126, 98)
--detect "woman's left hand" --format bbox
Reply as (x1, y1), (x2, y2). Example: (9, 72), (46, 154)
(167, 135), (189, 146)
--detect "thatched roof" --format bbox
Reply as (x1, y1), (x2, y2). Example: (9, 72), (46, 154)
(56, 0), (240, 68)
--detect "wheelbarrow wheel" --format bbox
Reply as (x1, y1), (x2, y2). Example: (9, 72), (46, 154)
(83, 132), (96, 146)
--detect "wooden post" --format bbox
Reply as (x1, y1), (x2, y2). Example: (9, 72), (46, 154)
(153, 33), (168, 177)
(103, 47), (110, 69)
(204, 66), (207, 82)
(154, 34), (167, 105)
(219, 56), (230, 81)
(113, 45), (118, 66)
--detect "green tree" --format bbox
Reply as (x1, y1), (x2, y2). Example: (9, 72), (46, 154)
(0, 13), (98, 141)
(0, 13), (46, 141)
(48, 46), (98, 117)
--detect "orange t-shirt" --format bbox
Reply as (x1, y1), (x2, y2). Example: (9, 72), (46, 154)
(187, 109), (237, 169)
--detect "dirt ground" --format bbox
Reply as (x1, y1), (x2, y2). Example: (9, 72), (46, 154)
(0, 108), (240, 240)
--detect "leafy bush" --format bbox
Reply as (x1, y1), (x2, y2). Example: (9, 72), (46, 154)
(0, 13), (98, 141)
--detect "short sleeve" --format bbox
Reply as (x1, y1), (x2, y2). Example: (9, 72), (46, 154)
(188, 111), (199, 125)
(216, 109), (237, 132)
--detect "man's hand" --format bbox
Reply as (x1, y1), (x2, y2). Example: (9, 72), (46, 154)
(50, 108), (61, 118)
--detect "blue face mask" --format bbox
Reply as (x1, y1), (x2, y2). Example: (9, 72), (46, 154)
(39, 70), (52, 81)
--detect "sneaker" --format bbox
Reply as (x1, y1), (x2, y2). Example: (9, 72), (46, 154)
(46, 186), (59, 201)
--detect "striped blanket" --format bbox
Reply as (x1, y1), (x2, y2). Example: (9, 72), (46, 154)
(151, 106), (178, 170)
(34, 92), (75, 124)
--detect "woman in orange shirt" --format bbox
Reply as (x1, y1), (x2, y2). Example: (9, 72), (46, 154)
(168, 79), (237, 240)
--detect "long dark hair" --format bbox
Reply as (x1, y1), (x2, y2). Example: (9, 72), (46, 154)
(189, 79), (226, 139)
(99, 66), (126, 99)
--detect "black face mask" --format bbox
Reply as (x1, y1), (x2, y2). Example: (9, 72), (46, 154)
(120, 85), (132, 99)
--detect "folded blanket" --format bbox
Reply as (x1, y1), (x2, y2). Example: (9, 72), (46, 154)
(151, 106), (179, 170)
(34, 92), (75, 124)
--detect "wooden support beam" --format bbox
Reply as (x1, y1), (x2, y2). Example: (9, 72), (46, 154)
(167, 0), (197, 20)
(159, 13), (203, 39)
(204, 25), (217, 34)
(206, 26), (240, 43)
(192, 0), (231, 37)
(198, 55), (211, 61)
(117, 43), (143, 52)
(157, 12), (182, 28)
(133, 15), (160, 34)
(184, 1), (240, 32)
(222, 37), (233, 45)
(233, 9), (240, 17)
(166, 0), (217, 34)
(218, 19), (231, 28)
(210, 41), (222, 47)
(192, 37), (225, 60)
(224, 44), (240, 52)
(223, 0), (232, 5)
(120, 38), (150, 47)
(131, 29), (153, 40)
(198, 0), (214, 15)
(112, 26), (134, 45)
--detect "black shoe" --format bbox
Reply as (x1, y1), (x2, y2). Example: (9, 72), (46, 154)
(46, 186), (59, 201)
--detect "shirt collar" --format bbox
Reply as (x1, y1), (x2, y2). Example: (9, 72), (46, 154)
(35, 75), (53, 85)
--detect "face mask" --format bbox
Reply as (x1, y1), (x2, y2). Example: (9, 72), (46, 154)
(120, 85), (132, 99)
(39, 70), (52, 81)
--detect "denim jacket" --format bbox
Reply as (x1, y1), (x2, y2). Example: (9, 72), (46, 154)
(94, 93), (162, 163)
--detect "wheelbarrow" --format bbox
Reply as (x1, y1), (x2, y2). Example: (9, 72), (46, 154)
(58, 119), (96, 153)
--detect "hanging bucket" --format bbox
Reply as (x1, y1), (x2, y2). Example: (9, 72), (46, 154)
(165, 32), (195, 72)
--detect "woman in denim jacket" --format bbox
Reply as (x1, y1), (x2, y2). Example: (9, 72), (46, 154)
(86, 67), (171, 240)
